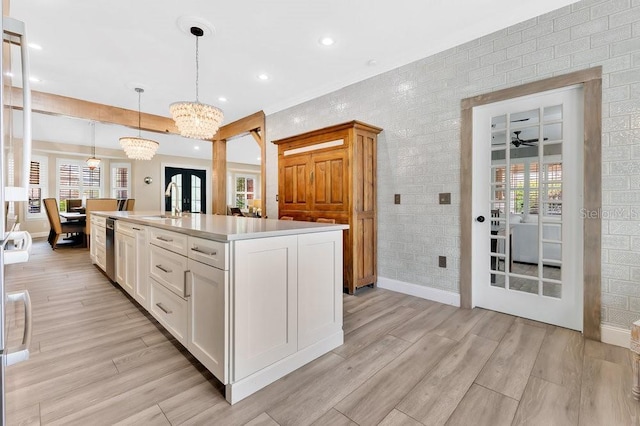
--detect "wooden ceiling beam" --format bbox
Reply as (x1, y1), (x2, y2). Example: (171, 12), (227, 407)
(250, 129), (263, 148)
(216, 110), (265, 141)
(6, 86), (181, 135)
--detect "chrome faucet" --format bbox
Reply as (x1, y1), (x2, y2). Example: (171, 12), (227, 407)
(165, 182), (182, 217)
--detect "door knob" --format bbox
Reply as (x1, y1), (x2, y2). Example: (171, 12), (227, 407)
(476, 216), (485, 223)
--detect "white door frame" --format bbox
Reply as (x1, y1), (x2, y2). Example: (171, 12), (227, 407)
(459, 67), (602, 340)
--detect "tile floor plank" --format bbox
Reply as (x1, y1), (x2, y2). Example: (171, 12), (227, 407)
(378, 409), (423, 426)
(475, 321), (546, 400)
(335, 333), (456, 425)
(397, 334), (498, 425)
(512, 376), (579, 426)
(446, 384), (518, 426)
(311, 409), (358, 426)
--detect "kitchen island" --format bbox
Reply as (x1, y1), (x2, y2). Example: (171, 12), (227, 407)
(90, 211), (347, 404)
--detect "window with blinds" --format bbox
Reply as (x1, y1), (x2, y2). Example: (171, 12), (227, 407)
(57, 159), (103, 209)
(28, 155), (48, 219)
(111, 163), (131, 200)
(234, 174), (256, 209)
(508, 161), (544, 215)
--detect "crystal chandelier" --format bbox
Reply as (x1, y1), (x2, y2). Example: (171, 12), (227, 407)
(86, 121), (101, 170)
(120, 88), (159, 160)
(170, 26), (224, 139)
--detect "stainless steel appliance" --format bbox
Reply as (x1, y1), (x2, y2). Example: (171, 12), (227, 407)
(1, 13), (34, 424)
(106, 218), (116, 281)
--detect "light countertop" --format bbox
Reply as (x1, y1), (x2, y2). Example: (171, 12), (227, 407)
(92, 211), (348, 242)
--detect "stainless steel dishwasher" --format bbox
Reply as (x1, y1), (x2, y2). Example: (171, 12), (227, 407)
(105, 218), (116, 281)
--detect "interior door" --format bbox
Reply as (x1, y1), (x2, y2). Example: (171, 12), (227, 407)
(471, 86), (584, 331)
(164, 167), (207, 213)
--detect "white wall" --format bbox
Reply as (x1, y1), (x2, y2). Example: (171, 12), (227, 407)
(266, 0), (640, 329)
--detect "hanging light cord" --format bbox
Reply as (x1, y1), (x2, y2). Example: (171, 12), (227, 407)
(137, 89), (142, 137)
(92, 122), (96, 156)
(195, 34), (200, 102)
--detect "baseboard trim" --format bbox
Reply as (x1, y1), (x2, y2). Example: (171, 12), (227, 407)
(377, 277), (460, 307)
(601, 324), (630, 348)
(29, 231), (49, 238)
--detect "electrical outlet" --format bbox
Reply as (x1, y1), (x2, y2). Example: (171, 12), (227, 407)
(439, 193), (451, 205)
(438, 256), (447, 268)
(394, 194), (401, 204)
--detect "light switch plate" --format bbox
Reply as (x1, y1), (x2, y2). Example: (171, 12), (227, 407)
(439, 256), (447, 268)
(439, 193), (451, 205)
(394, 194), (401, 204)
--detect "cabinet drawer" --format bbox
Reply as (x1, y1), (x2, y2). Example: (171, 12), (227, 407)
(92, 215), (106, 227)
(188, 236), (228, 270)
(116, 221), (142, 237)
(149, 278), (188, 345)
(149, 244), (188, 297)
(149, 227), (188, 255)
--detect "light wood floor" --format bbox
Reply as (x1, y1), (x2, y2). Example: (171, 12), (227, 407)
(4, 240), (638, 425)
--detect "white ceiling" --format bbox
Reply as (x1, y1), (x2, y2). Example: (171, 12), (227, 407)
(9, 0), (579, 161)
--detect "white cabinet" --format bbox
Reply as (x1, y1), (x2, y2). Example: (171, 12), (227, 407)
(233, 235), (298, 381)
(101, 216), (343, 405)
(90, 216), (106, 272)
(297, 231), (343, 350)
(115, 221), (148, 305)
(187, 257), (228, 383)
(134, 226), (149, 309)
(115, 232), (135, 296)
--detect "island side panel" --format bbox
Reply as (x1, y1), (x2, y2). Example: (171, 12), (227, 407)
(232, 234), (299, 381)
(298, 230), (343, 349)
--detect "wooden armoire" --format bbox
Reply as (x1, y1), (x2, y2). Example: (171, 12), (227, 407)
(273, 121), (382, 294)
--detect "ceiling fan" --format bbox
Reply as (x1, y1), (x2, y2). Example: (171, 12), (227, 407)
(511, 130), (545, 147)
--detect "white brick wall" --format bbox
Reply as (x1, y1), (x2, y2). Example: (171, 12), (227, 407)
(266, 0), (640, 329)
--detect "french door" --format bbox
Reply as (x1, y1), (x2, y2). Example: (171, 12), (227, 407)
(471, 86), (584, 331)
(164, 167), (207, 213)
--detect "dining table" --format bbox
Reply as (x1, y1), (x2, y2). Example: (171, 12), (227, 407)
(59, 212), (86, 222)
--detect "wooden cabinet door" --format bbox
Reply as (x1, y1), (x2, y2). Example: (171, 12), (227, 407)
(233, 235), (297, 381)
(188, 259), (228, 383)
(310, 149), (349, 212)
(280, 154), (310, 212)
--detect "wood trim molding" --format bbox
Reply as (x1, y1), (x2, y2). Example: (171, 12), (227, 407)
(7, 87), (180, 134)
(460, 67), (602, 340)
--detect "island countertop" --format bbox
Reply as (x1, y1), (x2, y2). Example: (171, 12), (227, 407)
(92, 211), (348, 242)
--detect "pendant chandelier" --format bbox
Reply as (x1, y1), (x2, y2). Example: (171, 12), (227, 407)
(86, 121), (101, 170)
(120, 87), (160, 160)
(170, 26), (224, 140)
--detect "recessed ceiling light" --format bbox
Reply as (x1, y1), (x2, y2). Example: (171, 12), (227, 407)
(29, 77), (41, 83)
(367, 59), (378, 66)
(194, 146), (200, 150)
(257, 73), (269, 81)
(218, 97), (227, 102)
(28, 43), (42, 50)
(319, 36), (335, 46)
(256, 157), (261, 161)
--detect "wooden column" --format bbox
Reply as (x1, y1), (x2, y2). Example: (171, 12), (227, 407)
(212, 137), (227, 215)
(632, 319), (640, 400)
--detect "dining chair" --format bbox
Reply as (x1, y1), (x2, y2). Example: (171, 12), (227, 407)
(316, 218), (336, 224)
(124, 199), (135, 211)
(84, 198), (118, 246)
(43, 198), (85, 249)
